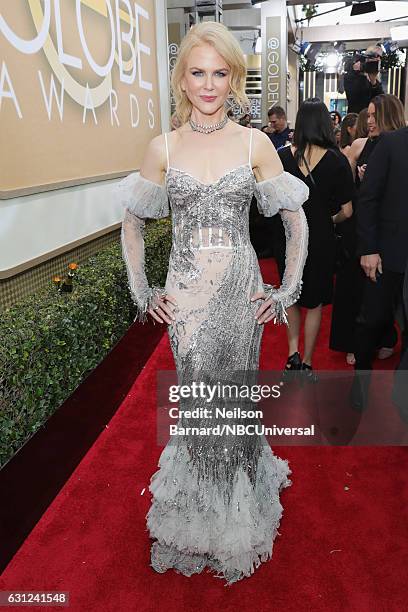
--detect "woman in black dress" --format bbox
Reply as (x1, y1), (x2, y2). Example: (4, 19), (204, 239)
(330, 94), (406, 364)
(275, 98), (355, 380)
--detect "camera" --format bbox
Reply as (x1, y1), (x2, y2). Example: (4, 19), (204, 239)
(354, 51), (381, 75)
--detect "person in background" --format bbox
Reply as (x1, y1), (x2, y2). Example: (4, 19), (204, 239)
(334, 125), (342, 148)
(344, 46), (383, 113)
(275, 98), (354, 381)
(226, 107), (235, 121)
(330, 94), (406, 365)
(339, 112), (358, 155)
(267, 106), (294, 150)
(344, 107), (371, 175)
(330, 110), (342, 127)
(170, 112), (182, 130)
(261, 123), (274, 134)
(238, 113), (252, 127)
(354, 108), (369, 139)
(392, 257), (408, 419)
(351, 124), (408, 410)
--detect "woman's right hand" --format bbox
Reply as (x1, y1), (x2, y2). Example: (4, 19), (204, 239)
(250, 291), (276, 324)
(148, 294), (178, 324)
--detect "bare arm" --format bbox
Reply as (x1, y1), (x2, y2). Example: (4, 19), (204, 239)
(346, 138), (367, 179)
(333, 201), (353, 224)
(252, 129), (284, 181)
(115, 134), (176, 324)
(139, 134), (168, 186)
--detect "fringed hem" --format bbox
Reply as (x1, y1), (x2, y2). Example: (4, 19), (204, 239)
(262, 281), (304, 326)
(132, 285), (167, 323)
(146, 443), (292, 585)
(150, 538), (285, 586)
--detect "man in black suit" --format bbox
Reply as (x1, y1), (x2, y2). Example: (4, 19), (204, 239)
(392, 258), (408, 421)
(351, 127), (408, 410)
(344, 49), (383, 113)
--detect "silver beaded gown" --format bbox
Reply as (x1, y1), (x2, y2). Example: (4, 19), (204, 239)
(116, 129), (309, 585)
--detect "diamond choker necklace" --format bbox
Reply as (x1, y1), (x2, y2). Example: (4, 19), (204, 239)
(189, 114), (228, 134)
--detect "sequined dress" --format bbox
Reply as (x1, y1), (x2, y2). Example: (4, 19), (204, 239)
(116, 129), (309, 585)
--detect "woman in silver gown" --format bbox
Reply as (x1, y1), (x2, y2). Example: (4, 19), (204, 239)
(116, 22), (309, 585)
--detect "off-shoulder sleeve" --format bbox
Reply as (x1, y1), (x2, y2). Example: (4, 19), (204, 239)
(253, 170), (309, 217)
(112, 173), (170, 323)
(113, 171), (170, 219)
(254, 172), (309, 325)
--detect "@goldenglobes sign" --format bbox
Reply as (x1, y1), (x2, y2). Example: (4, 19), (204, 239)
(267, 36), (280, 107)
(0, 0), (157, 127)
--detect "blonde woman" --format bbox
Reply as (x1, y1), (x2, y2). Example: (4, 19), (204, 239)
(116, 22), (309, 584)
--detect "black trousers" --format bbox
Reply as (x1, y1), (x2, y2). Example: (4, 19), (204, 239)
(392, 263), (408, 412)
(354, 268), (407, 370)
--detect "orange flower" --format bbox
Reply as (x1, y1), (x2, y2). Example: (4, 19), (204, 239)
(53, 276), (61, 282)
(68, 262), (78, 270)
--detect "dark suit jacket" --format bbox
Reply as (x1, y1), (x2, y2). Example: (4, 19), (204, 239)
(392, 258), (408, 413)
(356, 127), (408, 274)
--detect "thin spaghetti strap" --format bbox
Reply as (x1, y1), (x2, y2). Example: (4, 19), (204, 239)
(248, 128), (253, 166)
(164, 132), (170, 170)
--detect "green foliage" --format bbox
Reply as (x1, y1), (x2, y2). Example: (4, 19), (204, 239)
(380, 50), (404, 70)
(299, 54), (323, 73)
(0, 217), (172, 468)
(302, 3), (319, 23)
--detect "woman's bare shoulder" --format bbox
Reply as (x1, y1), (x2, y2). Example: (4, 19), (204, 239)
(139, 133), (168, 183)
(251, 125), (273, 146)
(348, 137), (367, 158)
(148, 132), (167, 157)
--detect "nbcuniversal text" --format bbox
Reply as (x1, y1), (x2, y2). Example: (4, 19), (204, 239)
(169, 423), (316, 437)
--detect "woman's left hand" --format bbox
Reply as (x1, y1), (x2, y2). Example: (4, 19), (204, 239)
(250, 291), (276, 324)
(357, 164), (367, 181)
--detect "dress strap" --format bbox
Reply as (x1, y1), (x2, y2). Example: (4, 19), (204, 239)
(248, 128), (253, 166)
(164, 132), (170, 170)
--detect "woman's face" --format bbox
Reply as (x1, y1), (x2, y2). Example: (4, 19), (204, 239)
(367, 103), (379, 136)
(180, 43), (231, 116)
(347, 123), (357, 140)
(335, 130), (341, 146)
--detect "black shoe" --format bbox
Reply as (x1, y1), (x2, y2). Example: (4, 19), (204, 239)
(280, 351), (302, 385)
(349, 372), (371, 412)
(301, 362), (318, 384)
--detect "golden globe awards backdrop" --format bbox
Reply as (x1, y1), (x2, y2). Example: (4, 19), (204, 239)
(262, 15), (283, 126)
(0, 0), (163, 198)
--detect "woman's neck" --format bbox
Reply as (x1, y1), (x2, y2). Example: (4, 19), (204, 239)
(189, 107), (227, 126)
(291, 143), (328, 160)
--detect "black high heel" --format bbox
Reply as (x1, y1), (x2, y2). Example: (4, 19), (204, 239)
(280, 351), (302, 384)
(301, 362), (318, 384)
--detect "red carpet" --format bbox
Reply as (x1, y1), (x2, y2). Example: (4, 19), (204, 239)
(1, 259), (407, 611)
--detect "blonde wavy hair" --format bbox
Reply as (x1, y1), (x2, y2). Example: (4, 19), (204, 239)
(170, 22), (250, 125)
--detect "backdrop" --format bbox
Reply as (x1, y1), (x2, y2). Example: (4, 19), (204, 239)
(0, 0), (163, 198)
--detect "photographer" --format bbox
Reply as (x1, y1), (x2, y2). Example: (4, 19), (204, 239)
(344, 46), (383, 113)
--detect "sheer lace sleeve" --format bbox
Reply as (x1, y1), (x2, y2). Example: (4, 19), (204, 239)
(112, 172), (170, 323)
(254, 171), (309, 325)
